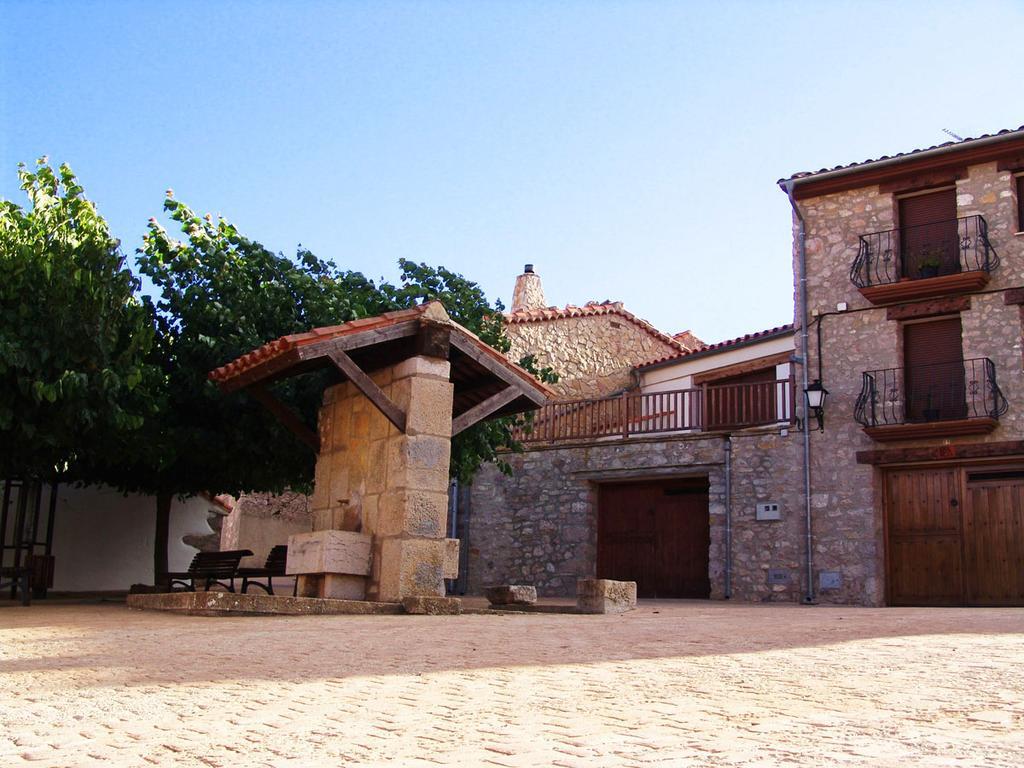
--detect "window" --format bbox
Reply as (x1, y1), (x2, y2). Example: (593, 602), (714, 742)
(898, 188), (959, 279)
(903, 317), (966, 422)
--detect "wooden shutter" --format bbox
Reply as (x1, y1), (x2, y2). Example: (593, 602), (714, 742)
(899, 189), (959, 278)
(705, 367), (778, 429)
(903, 317), (965, 421)
(1017, 176), (1024, 232)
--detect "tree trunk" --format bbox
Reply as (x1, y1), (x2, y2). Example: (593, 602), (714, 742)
(155, 493), (172, 588)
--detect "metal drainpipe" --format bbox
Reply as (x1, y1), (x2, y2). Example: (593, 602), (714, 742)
(781, 179), (816, 604)
(724, 435), (733, 599)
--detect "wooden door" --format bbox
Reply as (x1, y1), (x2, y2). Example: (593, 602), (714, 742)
(886, 465), (1024, 606)
(899, 189), (959, 278)
(964, 469), (1024, 605)
(903, 318), (966, 422)
(597, 479), (710, 599)
(885, 467), (964, 606)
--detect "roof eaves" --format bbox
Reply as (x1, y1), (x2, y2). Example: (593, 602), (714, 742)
(778, 125), (1024, 186)
(636, 324), (795, 372)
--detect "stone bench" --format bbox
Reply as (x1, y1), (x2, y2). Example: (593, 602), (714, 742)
(576, 579), (637, 614)
(484, 585), (537, 606)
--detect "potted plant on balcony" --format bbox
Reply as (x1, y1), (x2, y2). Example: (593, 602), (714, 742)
(916, 246), (944, 279)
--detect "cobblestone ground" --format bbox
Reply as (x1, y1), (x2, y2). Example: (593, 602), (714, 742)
(0, 600), (1022, 767)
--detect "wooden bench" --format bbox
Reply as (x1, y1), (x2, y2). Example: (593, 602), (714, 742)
(238, 545), (293, 596)
(0, 566), (32, 606)
(166, 549), (253, 593)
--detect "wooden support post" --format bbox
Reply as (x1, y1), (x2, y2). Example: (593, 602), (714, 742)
(326, 349), (407, 433)
(249, 384), (321, 453)
(452, 387), (520, 436)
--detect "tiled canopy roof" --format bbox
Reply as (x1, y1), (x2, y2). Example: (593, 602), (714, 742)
(505, 301), (688, 351)
(779, 125), (1024, 183)
(209, 305), (430, 385)
(209, 301), (555, 400)
(636, 323), (795, 370)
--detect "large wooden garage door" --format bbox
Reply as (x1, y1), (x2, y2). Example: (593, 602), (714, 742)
(597, 479), (710, 599)
(964, 468), (1024, 605)
(886, 465), (1024, 606)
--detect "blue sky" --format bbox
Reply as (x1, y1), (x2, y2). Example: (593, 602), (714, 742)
(2, 1), (1022, 344)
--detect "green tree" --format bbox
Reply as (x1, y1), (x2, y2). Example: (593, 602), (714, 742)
(0, 159), (154, 481)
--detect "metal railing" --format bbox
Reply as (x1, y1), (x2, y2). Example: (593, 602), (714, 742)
(854, 357), (1008, 427)
(514, 380), (795, 443)
(850, 215), (998, 289)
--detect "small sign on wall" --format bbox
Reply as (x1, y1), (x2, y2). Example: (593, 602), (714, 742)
(755, 502), (781, 521)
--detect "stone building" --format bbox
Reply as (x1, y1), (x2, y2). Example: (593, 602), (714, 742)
(465, 267), (800, 600)
(468, 125), (1024, 608)
(504, 265), (700, 398)
(781, 124), (1024, 607)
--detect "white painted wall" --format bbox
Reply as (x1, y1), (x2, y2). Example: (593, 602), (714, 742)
(640, 333), (795, 393)
(50, 486), (221, 592)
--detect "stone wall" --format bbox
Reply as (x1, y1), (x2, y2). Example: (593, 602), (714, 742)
(311, 356), (454, 601)
(466, 428), (805, 602)
(794, 159), (1024, 605)
(505, 311), (681, 399)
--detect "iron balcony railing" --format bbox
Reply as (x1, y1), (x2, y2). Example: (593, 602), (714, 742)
(514, 379), (795, 443)
(854, 357), (1008, 428)
(850, 215), (999, 289)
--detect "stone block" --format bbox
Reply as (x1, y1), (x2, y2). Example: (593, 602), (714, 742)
(443, 538), (460, 579)
(377, 489), (448, 538)
(401, 596), (462, 615)
(576, 579), (637, 614)
(286, 530), (372, 576)
(484, 585), (537, 606)
(386, 435), (451, 493)
(405, 377), (455, 437)
(393, 355), (451, 382)
(322, 574), (367, 601)
(377, 538), (446, 602)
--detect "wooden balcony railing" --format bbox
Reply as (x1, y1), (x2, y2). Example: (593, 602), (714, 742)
(513, 379), (795, 443)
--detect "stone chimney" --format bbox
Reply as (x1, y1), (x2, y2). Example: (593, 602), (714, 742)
(511, 264), (546, 313)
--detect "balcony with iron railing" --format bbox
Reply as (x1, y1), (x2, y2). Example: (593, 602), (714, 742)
(850, 215), (999, 304)
(512, 379), (795, 444)
(854, 357), (1008, 441)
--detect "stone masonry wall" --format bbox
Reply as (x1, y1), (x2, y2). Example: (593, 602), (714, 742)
(506, 314), (680, 399)
(467, 428), (805, 602)
(795, 159), (1024, 605)
(312, 357), (454, 601)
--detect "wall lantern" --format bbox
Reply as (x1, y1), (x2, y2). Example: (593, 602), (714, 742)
(804, 379), (829, 432)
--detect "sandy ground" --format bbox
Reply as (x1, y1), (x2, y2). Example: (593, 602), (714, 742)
(0, 599), (1022, 767)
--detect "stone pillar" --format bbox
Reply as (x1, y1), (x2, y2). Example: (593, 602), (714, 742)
(291, 353), (457, 602)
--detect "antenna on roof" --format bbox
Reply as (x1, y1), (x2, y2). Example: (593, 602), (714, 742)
(942, 128), (964, 142)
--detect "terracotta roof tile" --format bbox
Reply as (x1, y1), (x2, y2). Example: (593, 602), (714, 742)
(637, 323), (795, 369)
(779, 125), (1024, 183)
(208, 301), (556, 399)
(505, 301), (685, 350)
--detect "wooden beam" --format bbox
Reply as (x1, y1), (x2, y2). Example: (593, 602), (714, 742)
(249, 384), (320, 453)
(295, 320), (420, 361)
(449, 334), (544, 404)
(415, 324), (451, 360)
(451, 387), (521, 436)
(326, 349), (407, 433)
(856, 439), (1024, 466)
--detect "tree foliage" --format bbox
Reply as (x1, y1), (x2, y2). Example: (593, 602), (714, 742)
(0, 160), (154, 480)
(121, 194), (550, 498)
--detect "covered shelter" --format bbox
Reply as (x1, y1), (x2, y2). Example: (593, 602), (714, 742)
(209, 301), (552, 604)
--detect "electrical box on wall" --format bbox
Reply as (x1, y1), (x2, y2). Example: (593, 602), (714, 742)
(755, 502), (781, 521)
(819, 571), (842, 590)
